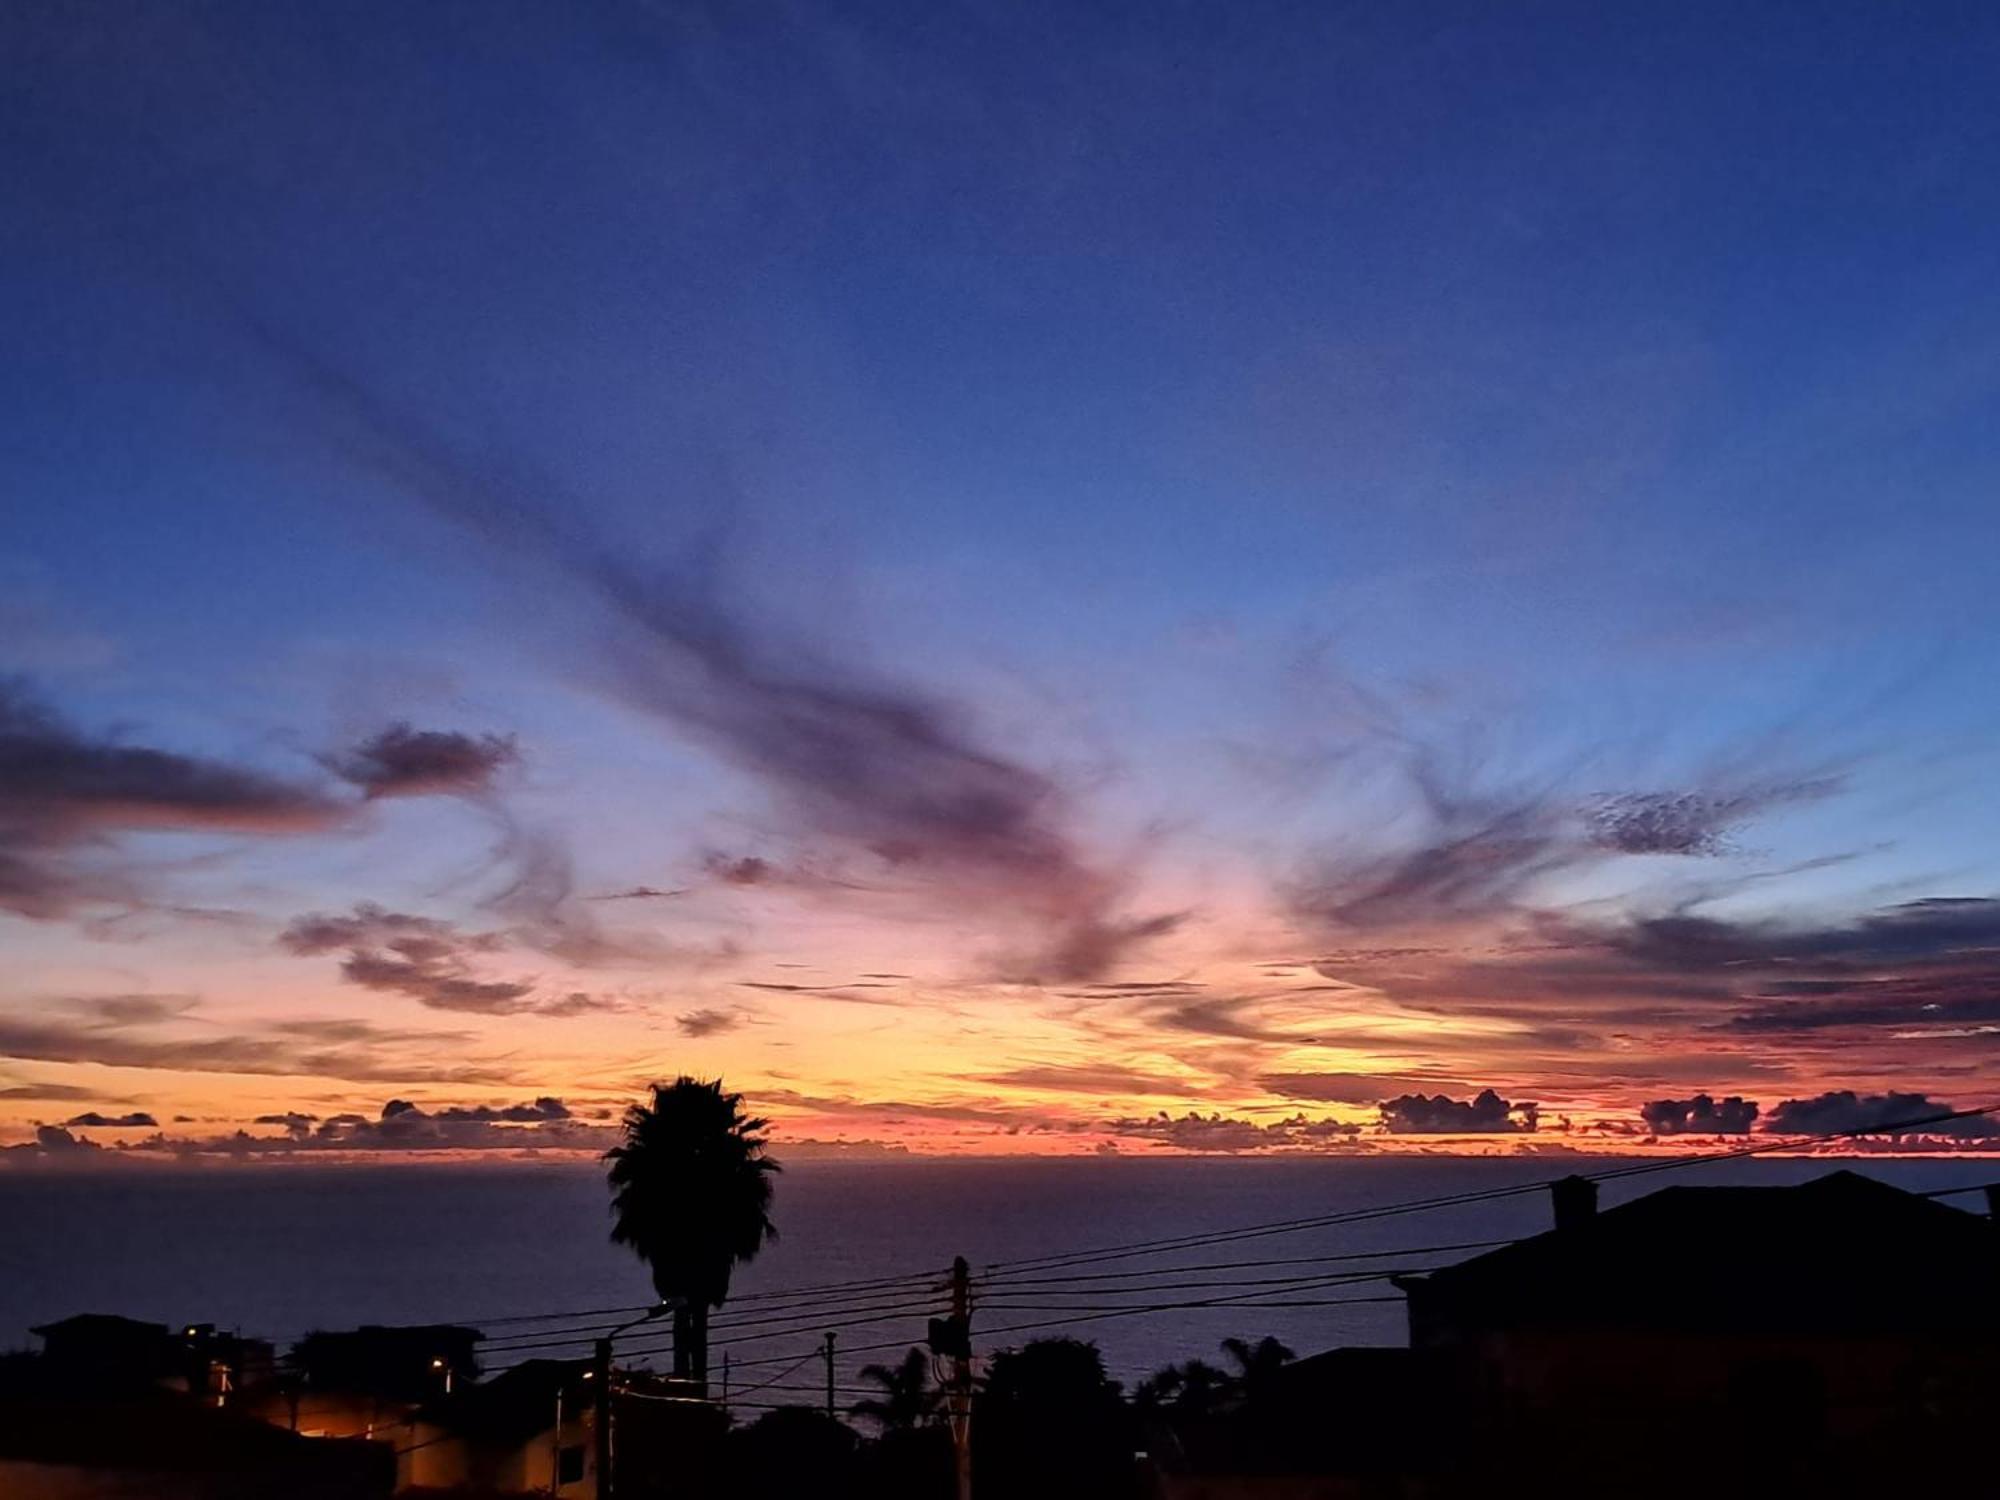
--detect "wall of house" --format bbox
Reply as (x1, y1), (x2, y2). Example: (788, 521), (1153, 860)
(1447, 1326), (1997, 1486)
(390, 1412), (596, 1497)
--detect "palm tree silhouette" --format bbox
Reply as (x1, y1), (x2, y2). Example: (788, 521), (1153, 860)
(1132, 1357), (1231, 1417)
(1219, 1335), (1295, 1401)
(605, 1076), (780, 1384)
(848, 1347), (941, 1432)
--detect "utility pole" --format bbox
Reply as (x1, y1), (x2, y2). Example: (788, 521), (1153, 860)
(551, 1384), (563, 1499)
(950, 1256), (973, 1500)
(823, 1331), (837, 1420)
(592, 1338), (613, 1500)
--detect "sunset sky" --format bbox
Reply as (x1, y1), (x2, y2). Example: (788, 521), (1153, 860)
(6, 0), (2000, 1160)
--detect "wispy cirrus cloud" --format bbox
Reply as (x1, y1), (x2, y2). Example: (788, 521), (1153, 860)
(0, 999), (518, 1086)
(1291, 743), (1843, 938)
(237, 328), (1177, 982)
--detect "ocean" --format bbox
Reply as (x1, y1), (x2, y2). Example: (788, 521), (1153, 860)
(6, 1155), (1993, 1392)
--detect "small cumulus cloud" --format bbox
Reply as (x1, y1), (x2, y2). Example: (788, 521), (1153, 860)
(63, 1111), (158, 1128)
(676, 1008), (743, 1038)
(326, 722), (518, 799)
(1639, 1093), (1758, 1134)
(1379, 1088), (1537, 1134)
(1106, 1111), (1364, 1153)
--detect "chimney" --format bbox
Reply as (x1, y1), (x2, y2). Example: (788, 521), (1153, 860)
(1552, 1175), (1598, 1232)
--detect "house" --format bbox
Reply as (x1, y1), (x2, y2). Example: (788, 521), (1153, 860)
(1152, 1171), (2000, 1500)
(397, 1358), (598, 1497)
(31, 1314), (276, 1403)
(31, 1314), (182, 1387)
(0, 1351), (390, 1500)
(1396, 1169), (2000, 1496)
(274, 1324), (482, 1443)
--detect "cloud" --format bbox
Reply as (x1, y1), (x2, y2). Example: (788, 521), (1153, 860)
(1290, 730), (1843, 936)
(278, 901), (605, 1016)
(977, 1063), (1200, 1095)
(1379, 1088), (1537, 1134)
(63, 1111), (158, 1128)
(0, 1083), (102, 1101)
(280, 1096), (607, 1151)
(482, 825), (680, 968)
(1584, 779), (1838, 856)
(338, 949), (536, 1013)
(26, 1124), (97, 1154)
(1292, 765), (1576, 934)
(14, 1096), (617, 1160)
(588, 886), (685, 901)
(326, 722), (517, 799)
(1761, 1090), (2000, 1139)
(1106, 1110), (1364, 1152)
(0, 1005), (517, 1086)
(1638, 1093), (1759, 1134)
(676, 1007), (743, 1038)
(1257, 1071), (1436, 1104)
(425, 1095), (570, 1122)
(1521, 897), (2000, 1038)
(237, 341), (1174, 980)
(0, 677), (345, 918)
(2, 1124), (105, 1159)
(707, 854), (777, 887)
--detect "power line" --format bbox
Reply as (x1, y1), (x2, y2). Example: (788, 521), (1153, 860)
(386, 1103), (2000, 1385)
(982, 1237), (1516, 1286)
(969, 1289), (1408, 1343)
(984, 1101), (2000, 1274)
(432, 1272), (944, 1336)
(975, 1262), (1463, 1300)
(474, 1287), (945, 1355)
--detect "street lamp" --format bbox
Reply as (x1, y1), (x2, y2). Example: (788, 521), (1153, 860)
(594, 1301), (675, 1500)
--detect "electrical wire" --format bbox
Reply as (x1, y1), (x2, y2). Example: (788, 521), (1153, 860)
(475, 1287), (947, 1355)
(981, 1238), (1517, 1286)
(983, 1101), (2000, 1274)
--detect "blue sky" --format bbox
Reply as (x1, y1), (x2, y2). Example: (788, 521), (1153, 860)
(4, 0), (2000, 1156)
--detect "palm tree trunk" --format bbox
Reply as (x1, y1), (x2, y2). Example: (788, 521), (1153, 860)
(672, 1303), (693, 1380)
(690, 1302), (709, 1389)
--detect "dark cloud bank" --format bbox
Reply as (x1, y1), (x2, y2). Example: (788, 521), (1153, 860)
(0, 676), (520, 923)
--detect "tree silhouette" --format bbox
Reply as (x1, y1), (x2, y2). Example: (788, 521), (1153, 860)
(1132, 1356), (1232, 1418)
(1219, 1334), (1295, 1402)
(849, 1347), (941, 1432)
(605, 1077), (779, 1383)
(976, 1337), (1136, 1500)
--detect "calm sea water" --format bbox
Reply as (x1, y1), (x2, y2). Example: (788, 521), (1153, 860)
(5, 1155), (1993, 1389)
